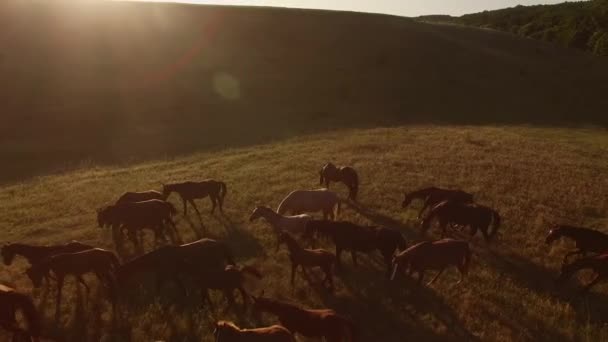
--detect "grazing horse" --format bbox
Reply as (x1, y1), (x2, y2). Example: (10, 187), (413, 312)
(391, 239), (471, 285)
(402, 187), (473, 219)
(278, 232), (335, 292)
(97, 199), (178, 247)
(277, 189), (340, 220)
(26, 248), (119, 316)
(249, 206), (312, 249)
(162, 179), (227, 215)
(545, 224), (608, 264)
(115, 190), (166, 205)
(556, 253), (608, 293)
(251, 295), (355, 342)
(0, 285), (40, 342)
(319, 163), (359, 201)
(213, 320), (296, 342)
(198, 265), (263, 310)
(421, 201), (500, 242)
(304, 220), (407, 278)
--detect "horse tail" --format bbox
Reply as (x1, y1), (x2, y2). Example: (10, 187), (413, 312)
(488, 209), (501, 240)
(350, 169), (359, 201)
(240, 265), (263, 279)
(218, 181), (227, 205)
(462, 244), (471, 275)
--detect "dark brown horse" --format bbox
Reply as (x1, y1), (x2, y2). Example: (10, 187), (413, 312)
(278, 232), (335, 292)
(162, 179), (227, 215)
(319, 163), (359, 201)
(391, 239), (471, 285)
(545, 224), (608, 264)
(251, 295), (355, 342)
(198, 265), (262, 310)
(213, 320), (296, 342)
(304, 220), (407, 278)
(26, 248), (119, 316)
(402, 187), (473, 219)
(0, 285), (40, 342)
(421, 201), (500, 242)
(115, 190), (166, 205)
(556, 253), (608, 293)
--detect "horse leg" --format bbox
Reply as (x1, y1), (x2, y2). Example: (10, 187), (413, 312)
(238, 287), (249, 309)
(469, 226), (478, 241)
(582, 273), (603, 293)
(324, 265), (334, 292)
(182, 198), (188, 216)
(200, 288), (214, 311)
(351, 251), (358, 267)
(55, 275), (64, 319)
(417, 271), (425, 285)
(335, 247), (343, 271)
(209, 196), (216, 214)
(77, 275), (90, 295)
(291, 263), (297, 288)
(224, 289), (236, 309)
(427, 269), (444, 286)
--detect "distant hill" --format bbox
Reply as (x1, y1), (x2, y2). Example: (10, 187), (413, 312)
(1, 1), (608, 182)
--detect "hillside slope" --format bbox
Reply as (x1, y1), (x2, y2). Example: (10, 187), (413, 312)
(1, 1), (608, 182)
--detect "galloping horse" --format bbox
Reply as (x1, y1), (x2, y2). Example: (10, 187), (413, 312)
(421, 201), (500, 242)
(198, 265), (263, 310)
(251, 295), (355, 342)
(277, 189), (340, 220)
(213, 320), (296, 342)
(162, 179), (227, 215)
(278, 232), (335, 292)
(249, 206), (312, 249)
(391, 239), (471, 285)
(402, 187), (473, 219)
(304, 220), (407, 278)
(545, 224), (608, 264)
(26, 248), (120, 316)
(556, 253), (608, 293)
(115, 190), (166, 205)
(319, 163), (359, 201)
(0, 285), (40, 342)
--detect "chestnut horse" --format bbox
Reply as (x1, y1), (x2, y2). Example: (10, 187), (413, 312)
(556, 253), (608, 293)
(304, 220), (406, 278)
(402, 187), (473, 219)
(319, 163), (359, 201)
(213, 320), (296, 342)
(391, 239), (471, 285)
(421, 201), (500, 242)
(162, 179), (227, 215)
(277, 189), (340, 220)
(115, 190), (166, 205)
(198, 265), (263, 310)
(0, 285), (40, 342)
(545, 224), (608, 264)
(251, 295), (355, 342)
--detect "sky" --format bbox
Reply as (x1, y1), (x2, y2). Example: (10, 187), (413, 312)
(141, 0), (573, 17)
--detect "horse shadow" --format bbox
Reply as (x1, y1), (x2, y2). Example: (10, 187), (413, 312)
(210, 216), (265, 260)
(345, 201), (419, 238)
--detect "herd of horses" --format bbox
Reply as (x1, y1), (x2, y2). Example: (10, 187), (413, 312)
(1, 161), (607, 341)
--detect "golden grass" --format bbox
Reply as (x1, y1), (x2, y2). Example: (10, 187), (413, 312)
(1, 125), (607, 341)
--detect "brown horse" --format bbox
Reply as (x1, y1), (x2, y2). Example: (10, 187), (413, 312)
(278, 232), (335, 292)
(421, 200), (500, 242)
(198, 265), (262, 310)
(391, 239), (471, 285)
(304, 220), (407, 278)
(319, 163), (359, 202)
(26, 248), (119, 316)
(402, 187), (473, 219)
(213, 320), (296, 342)
(162, 179), (227, 215)
(556, 253), (608, 293)
(545, 224), (608, 264)
(0, 285), (40, 342)
(115, 190), (166, 205)
(251, 295), (355, 342)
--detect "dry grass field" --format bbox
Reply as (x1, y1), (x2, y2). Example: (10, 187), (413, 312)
(1, 125), (607, 341)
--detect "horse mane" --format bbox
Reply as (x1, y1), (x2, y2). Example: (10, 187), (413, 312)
(216, 320), (240, 331)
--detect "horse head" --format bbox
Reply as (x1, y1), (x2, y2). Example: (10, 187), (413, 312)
(1, 243), (14, 265)
(249, 207), (262, 222)
(545, 225), (561, 245)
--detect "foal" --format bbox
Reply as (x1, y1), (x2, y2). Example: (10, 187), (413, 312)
(319, 163), (359, 201)
(162, 179), (227, 215)
(0, 284), (40, 342)
(545, 224), (608, 264)
(213, 320), (296, 342)
(278, 232), (335, 292)
(422, 201), (500, 242)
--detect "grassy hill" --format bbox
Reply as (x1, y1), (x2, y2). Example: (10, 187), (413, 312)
(1, 125), (608, 341)
(2, 0), (608, 183)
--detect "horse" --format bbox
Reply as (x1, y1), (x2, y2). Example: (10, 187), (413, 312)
(25, 248), (120, 316)
(556, 253), (608, 293)
(2, 241), (94, 267)
(277, 189), (340, 220)
(545, 224), (608, 264)
(249, 206), (312, 250)
(0, 285), (40, 342)
(391, 239), (471, 286)
(115, 190), (166, 205)
(198, 265), (263, 310)
(402, 187), (473, 219)
(421, 200), (500, 242)
(251, 295), (355, 342)
(162, 179), (227, 215)
(319, 163), (359, 202)
(97, 199), (178, 247)
(213, 320), (296, 342)
(278, 231), (335, 292)
(304, 220), (407, 278)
